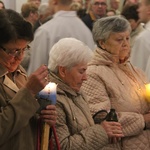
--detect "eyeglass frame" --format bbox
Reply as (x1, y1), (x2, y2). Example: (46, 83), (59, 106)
(93, 2), (107, 6)
(0, 45), (30, 57)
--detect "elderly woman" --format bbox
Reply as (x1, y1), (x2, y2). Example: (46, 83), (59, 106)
(48, 37), (124, 150)
(81, 16), (150, 149)
(0, 9), (56, 150)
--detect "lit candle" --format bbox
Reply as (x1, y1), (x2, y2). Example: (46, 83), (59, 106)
(38, 82), (57, 150)
(145, 83), (150, 102)
(38, 82), (57, 105)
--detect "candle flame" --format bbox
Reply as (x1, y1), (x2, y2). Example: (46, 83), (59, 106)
(145, 83), (150, 102)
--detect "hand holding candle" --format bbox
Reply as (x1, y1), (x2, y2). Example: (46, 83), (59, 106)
(38, 82), (57, 150)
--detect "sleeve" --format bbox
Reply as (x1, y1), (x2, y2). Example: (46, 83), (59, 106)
(118, 112), (145, 136)
(54, 102), (109, 150)
(81, 71), (111, 116)
(27, 28), (49, 75)
(0, 87), (40, 145)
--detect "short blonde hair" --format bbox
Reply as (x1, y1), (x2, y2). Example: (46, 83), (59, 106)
(21, 2), (38, 18)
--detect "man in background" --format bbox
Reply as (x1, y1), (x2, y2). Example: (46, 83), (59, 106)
(27, 0), (95, 75)
(33, 2), (53, 32)
(130, 0), (150, 80)
(82, 0), (107, 31)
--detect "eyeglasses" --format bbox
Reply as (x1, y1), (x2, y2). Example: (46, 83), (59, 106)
(94, 2), (107, 6)
(0, 45), (30, 57)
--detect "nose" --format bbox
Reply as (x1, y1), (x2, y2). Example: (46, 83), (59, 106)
(82, 72), (87, 81)
(122, 39), (129, 47)
(15, 52), (24, 60)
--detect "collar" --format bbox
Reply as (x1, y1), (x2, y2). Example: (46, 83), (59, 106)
(3, 75), (19, 92)
(0, 65), (27, 92)
(53, 10), (77, 18)
(88, 47), (129, 66)
(89, 11), (97, 21)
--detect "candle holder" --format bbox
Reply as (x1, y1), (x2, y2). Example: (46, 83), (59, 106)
(36, 82), (57, 150)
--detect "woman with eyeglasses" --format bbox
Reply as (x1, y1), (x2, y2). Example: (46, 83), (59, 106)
(0, 9), (57, 150)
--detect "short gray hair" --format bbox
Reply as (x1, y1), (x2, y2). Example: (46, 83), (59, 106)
(38, 3), (49, 15)
(92, 15), (131, 43)
(48, 38), (93, 73)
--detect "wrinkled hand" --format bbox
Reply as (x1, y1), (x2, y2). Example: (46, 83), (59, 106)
(40, 105), (57, 126)
(25, 65), (49, 96)
(143, 111), (150, 129)
(101, 121), (124, 144)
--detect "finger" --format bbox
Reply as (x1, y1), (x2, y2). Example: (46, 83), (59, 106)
(44, 119), (56, 126)
(35, 65), (48, 74)
(46, 105), (56, 110)
(40, 110), (57, 117)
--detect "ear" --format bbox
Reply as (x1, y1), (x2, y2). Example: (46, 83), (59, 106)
(58, 66), (66, 78)
(98, 40), (106, 50)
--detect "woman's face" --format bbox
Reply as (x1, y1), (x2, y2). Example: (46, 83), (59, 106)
(100, 30), (130, 61)
(0, 39), (29, 72)
(59, 63), (88, 92)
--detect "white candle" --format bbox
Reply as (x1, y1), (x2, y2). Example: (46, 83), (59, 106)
(39, 82), (57, 104)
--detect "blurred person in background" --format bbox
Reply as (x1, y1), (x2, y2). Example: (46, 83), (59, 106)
(33, 2), (53, 32)
(21, 2), (39, 27)
(82, 0), (107, 31)
(0, 1), (5, 9)
(27, 0), (41, 7)
(21, 2), (53, 71)
(110, 0), (120, 15)
(106, 8), (116, 16)
(28, 0), (95, 75)
(20, 2), (39, 71)
(123, 0), (139, 6)
(121, 4), (144, 48)
(131, 0), (150, 79)
(0, 9), (57, 150)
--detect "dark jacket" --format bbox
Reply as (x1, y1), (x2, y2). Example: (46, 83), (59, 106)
(82, 11), (96, 31)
